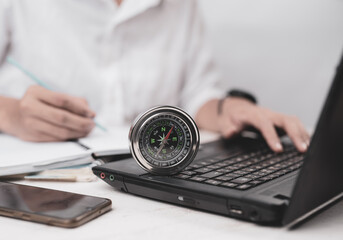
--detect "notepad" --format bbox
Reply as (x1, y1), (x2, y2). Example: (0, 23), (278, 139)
(78, 126), (129, 152)
(0, 126), (130, 177)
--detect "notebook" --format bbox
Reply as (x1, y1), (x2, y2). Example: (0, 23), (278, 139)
(0, 126), (130, 177)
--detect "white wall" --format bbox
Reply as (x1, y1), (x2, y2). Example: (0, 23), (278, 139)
(199, 0), (343, 128)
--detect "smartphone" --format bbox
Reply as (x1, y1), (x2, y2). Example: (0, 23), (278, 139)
(0, 182), (111, 228)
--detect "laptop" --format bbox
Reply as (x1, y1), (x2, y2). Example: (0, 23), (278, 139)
(93, 53), (343, 226)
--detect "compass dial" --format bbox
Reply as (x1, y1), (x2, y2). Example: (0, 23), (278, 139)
(129, 106), (199, 175)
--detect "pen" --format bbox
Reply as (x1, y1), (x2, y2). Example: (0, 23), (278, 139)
(24, 175), (78, 182)
(6, 57), (107, 132)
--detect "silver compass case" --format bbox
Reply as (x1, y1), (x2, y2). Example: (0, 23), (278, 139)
(129, 106), (200, 175)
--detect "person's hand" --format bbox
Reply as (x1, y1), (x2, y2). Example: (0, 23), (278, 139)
(196, 97), (310, 152)
(218, 97), (310, 152)
(0, 85), (96, 142)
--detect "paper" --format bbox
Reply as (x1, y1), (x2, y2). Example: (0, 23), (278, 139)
(0, 134), (90, 168)
(79, 125), (130, 152)
(0, 125), (131, 177)
(24, 167), (97, 182)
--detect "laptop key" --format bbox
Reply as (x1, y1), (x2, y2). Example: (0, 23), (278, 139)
(194, 167), (212, 173)
(207, 165), (221, 170)
(231, 177), (252, 184)
(188, 164), (202, 169)
(205, 179), (222, 185)
(232, 157), (244, 163)
(225, 166), (239, 171)
(198, 161), (211, 166)
(224, 173), (240, 179)
(259, 175), (273, 181)
(254, 171), (269, 177)
(244, 174), (260, 180)
(236, 184), (252, 190)
(216, 168), (234, 174)
(215, 176), (236, 181)
(242, 167), (256, 173)
(174, 174), (191, 179)
(249, 180), (262, 186)
(206, 158), (222, 163)
(222, 159), (235, 165)
(181, 171), (197, 176)
(201, 171), (223, 179)
(216, 162), (229, 167)
(271, 170), (285, 177)
(189, 176), (206, 182)
(268, 173), (278, 179)
(220, 182), (238, 188)
(232, 170), (248, 175)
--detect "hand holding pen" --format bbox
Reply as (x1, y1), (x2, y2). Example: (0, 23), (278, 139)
(0, 57), (106, 142)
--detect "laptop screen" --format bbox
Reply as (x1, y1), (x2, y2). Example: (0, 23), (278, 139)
(283, 53), (343, 225)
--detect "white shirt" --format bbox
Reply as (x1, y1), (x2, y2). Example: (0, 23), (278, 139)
(0, 0), (223, 126)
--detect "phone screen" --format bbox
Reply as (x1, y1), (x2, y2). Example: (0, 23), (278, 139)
(0, 182), (111, 223)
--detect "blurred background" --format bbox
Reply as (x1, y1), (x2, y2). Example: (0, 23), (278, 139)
(199, 0), (343, 129)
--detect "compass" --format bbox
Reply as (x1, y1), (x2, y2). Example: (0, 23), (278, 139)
(129, 106), (200, 175)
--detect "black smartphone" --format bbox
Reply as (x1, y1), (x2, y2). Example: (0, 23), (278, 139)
(0, 182), (111, 228)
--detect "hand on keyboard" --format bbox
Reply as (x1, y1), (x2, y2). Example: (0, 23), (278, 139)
(196, 97), (310, 153)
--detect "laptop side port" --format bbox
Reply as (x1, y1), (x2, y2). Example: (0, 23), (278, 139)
(229, 205), (243, 215)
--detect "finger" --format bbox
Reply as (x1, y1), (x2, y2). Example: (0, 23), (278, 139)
(269, 112), (309, 151)
(246, 114), (283, 152)
(297, 126), (310, 147)
(29, 86), (95, 117)
(26, 117), (90, 140)
(221, 125), (239, 139)
(282, 120), (308, 152)
(297, 121), (311, 146)
(23, 98), (95, 133)
(219, 117), (241, 139)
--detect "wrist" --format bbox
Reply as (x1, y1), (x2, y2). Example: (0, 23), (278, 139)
(195, 98), (221, 132)
(218, 90), (257, 116)
(227, 89), (257, 104)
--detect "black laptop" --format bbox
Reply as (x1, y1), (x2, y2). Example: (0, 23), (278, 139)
(93, 53), (343, 226)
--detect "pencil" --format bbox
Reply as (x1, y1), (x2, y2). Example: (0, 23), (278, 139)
(6, 56), (107, 132)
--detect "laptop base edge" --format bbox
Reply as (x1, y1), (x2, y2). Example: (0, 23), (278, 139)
(93, 167), (285, 225)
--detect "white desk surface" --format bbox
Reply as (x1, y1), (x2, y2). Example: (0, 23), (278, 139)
(1, 131), (343, 240)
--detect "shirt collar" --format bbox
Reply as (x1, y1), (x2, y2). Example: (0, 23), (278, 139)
(114, 0), (162, 26)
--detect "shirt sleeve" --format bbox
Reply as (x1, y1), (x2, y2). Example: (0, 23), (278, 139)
(179, 0), (225, 118)
(0, 0), (11, 65)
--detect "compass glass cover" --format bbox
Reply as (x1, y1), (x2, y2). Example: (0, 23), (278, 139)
(139, 114), (191, 167)
(130, 106), (199, 175)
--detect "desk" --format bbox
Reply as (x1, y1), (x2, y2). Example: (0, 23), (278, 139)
(1, 132), (343, 240)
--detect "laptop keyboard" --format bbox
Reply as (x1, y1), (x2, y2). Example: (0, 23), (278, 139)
(174, 145), (304, 191)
